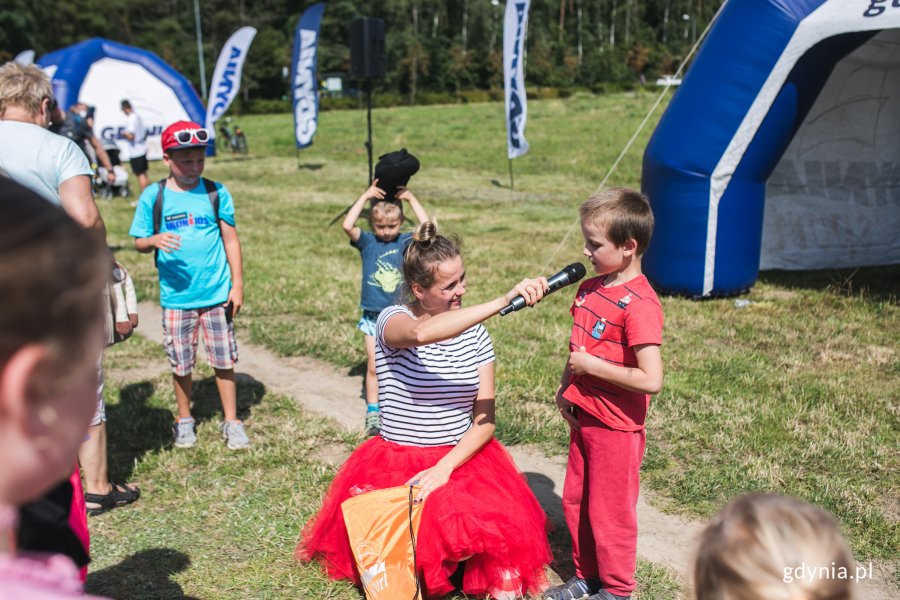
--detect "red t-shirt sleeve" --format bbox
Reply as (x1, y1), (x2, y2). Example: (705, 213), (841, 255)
(623, 297), (663, 347)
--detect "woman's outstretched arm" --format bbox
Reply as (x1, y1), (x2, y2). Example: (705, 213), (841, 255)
(383, 277), (548, 348)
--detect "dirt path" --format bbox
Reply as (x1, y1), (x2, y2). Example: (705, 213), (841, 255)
(134, 302), (895, 599)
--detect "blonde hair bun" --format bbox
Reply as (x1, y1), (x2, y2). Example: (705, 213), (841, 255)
(402, 221), (460, 299)
(412, 221), (438, 248)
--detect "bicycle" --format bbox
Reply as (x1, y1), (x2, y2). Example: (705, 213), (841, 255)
(217, 117), (248, 154)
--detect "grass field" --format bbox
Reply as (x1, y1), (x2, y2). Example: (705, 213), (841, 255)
(88, 335), (680, 599)
(94, 92), (898, 596)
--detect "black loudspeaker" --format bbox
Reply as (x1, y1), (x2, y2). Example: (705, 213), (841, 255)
(349, 17), (386, 80)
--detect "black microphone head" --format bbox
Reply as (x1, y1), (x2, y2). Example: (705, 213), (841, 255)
(545, 262), (589, 293)
(500, 262), (587, 316)
(564, 262), (587, 283)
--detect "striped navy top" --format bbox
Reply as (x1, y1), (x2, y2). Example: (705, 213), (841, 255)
(375, 305), (495, 446)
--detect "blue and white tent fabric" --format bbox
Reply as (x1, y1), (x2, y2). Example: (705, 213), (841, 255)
(642, 0), (900, 297)
(37, 38), (205, 161)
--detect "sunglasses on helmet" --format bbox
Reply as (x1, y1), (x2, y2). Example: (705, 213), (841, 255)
(172, 128), (210, 144)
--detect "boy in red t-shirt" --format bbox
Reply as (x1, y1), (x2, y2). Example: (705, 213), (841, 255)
(544, 188), (664, 600)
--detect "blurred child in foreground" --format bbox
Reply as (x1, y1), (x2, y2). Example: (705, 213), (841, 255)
(0, 177), (110, 599)
(695, 493), (855, 600)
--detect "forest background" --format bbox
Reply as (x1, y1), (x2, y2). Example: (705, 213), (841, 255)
(0, 0), (723, 109)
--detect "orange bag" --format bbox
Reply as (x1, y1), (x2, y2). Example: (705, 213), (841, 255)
(341, 485), (424, 599)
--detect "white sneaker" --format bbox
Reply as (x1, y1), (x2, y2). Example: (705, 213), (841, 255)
(173, 418), (197, 448)
(220, 420), (251, 450)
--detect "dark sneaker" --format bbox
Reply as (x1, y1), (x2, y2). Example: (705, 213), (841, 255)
(221, 420), (251, 450)
(365, 410), (380, 437)
(173, 418), (197, 448)
(544, 577), (602, 600)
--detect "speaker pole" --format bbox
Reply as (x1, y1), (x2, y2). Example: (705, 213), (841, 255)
(366, 79), (374, 183)
(349, 16), (384, 185)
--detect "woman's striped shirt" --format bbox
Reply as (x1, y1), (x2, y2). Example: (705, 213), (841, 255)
(375, 305), (495, 446)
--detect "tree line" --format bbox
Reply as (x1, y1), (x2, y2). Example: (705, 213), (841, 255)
(1, 0), (724, 104)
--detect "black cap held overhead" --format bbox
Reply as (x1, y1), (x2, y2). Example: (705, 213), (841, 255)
(374, 148), (420, 202)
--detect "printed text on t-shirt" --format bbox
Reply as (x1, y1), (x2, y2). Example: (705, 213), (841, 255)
(165, 212), (212, 230)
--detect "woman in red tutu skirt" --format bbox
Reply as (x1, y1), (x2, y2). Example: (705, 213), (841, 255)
(297, 221), (553, 598)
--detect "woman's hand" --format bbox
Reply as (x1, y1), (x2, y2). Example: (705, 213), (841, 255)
(406, 461), (454, 504)
(504, 277), (549, 307)
(115, 320), (133, 337)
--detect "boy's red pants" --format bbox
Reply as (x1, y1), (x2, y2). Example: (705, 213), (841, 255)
(562, 409), (646, 597)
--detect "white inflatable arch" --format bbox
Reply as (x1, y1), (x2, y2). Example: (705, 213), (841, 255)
(38, 38), (205, 160)
(642, 0), (900, 297)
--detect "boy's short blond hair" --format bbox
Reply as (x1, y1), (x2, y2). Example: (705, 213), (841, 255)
(579, 187), (654, 255)
(370, 200), (402, 221)
(0, 62), (53, 118)
(694, 494), (854, 600)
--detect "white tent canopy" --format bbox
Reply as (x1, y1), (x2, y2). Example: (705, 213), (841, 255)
(38, 38), (205, 161)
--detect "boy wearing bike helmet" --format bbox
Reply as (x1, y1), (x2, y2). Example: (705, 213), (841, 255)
(129, 120), (249, 451)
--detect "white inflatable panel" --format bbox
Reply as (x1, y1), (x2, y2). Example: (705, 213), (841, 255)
(763, 29), (900, 269)
(79, 58), (192, 161)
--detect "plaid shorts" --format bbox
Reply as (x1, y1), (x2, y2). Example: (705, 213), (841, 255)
(162, 303), (238, 376)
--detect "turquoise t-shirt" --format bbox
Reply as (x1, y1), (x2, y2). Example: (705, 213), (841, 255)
(129, 180), (236, 309)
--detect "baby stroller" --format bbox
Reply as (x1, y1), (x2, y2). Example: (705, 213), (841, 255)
(94, 142), (131, 199)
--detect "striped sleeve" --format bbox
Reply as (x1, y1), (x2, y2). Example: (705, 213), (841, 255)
(473, 324), (495, 367)
(376, 304), (413, 351)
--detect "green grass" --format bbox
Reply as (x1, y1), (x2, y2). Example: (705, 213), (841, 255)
(644, 278), (899, 559)
(88, 335), (361, 599)
(89, 333), (680, 599)
(97, 92), (897, 580)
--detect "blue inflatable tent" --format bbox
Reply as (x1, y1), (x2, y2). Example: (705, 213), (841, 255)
(643, 0), (900, 297)
(38, 38), (205, 160)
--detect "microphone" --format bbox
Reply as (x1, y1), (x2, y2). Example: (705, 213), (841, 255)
(499, 262), (587, 316)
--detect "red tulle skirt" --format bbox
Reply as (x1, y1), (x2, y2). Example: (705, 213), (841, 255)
(296, 436), (552, 598)
(68, 463), (89, 583)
